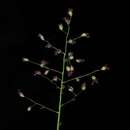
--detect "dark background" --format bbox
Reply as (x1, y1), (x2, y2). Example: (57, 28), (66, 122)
(1, 0), (126, 130)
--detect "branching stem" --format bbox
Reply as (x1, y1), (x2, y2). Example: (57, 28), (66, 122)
(40, 75), (60, 89)
(44, 40), (65, 54)
(63, 69), (100, 84)
(61, 90), (83, 107)
(24, 96), (58, 114)
(28, 60), (62, 74)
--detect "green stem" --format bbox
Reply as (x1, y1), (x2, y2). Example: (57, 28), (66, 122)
(25, 96), (58, 114)
(40, 75), (60, 89)
(29, 61), (62, 74)
(56, 24), (70, 130)
(63, 69), (100, 84)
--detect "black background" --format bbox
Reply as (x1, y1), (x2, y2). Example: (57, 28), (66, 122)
(1, 0), (126, 130)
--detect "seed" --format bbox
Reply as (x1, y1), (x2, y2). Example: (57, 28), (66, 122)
(66, 66), (71, 72)
(70, 66), (74, 71)
(81, 33), (90, 38)
(22, 58), (29, 62)
(34, 70), (41, 76)
(91, 75), (96, 80)
(101, 65), (108, 71)
(68, 86), (74, 92)
(81, 82), (86, 91)
(52, 76), (58, 81)
(38, 33), (45, 41)
(59, 24), (63, 31)
(44, 70), (49, 75)
(68, 8), (73, 17)
(18, 91), (25, 98)
(27, 106), (32, 111)
(76, 59), (85, 63)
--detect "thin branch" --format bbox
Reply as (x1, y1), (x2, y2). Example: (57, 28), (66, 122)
(63, 69), (100, 84)
(72, 36), (82, 41)
(40, 106), (59, 114)
(67, 36), (81, 45)
(61, 91), (83, 107)
(40, 75), (60, 89)
(28, 60), (62, 74)
(61, 98), (75, 107)
(44, 40), (65, 55)
(24, 96), (58, 114)
(68, 33), (89, 45)
(69, 91), (76, 96)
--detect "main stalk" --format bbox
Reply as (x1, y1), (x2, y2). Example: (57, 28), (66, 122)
(56, 25), (70, 130)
